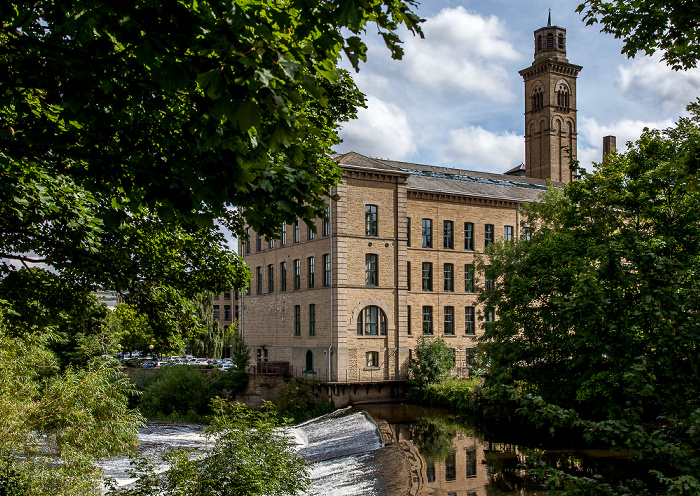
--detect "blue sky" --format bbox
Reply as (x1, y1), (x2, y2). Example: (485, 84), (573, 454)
(333, 0), (700, 174)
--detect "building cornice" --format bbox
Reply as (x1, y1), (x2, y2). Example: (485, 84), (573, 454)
(519, 60), (582, 79)
(407, 189), (524, 208)
(343, 167), (409, 183)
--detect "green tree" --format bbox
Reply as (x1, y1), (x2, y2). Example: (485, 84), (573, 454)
(480, 108), (700, 494)
(189, 293), (224, 359)
(577, 0), (700, 70)
(1, 1), (423, 340)
(113, 303), (156, 358)
(408, 336), (455, 389)
(0, 303), (143, 496)
(228, 321), (250, 372)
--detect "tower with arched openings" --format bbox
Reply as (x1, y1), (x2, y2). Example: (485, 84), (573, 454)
(519, 13), (582, 184)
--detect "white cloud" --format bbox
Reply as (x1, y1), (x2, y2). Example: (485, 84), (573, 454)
(577, 116), (676, 170)
(398, 7), (521, 102)
(617, 53), (700, 111)
(439, 126), (523, 173)
(337, 96), (417, 160)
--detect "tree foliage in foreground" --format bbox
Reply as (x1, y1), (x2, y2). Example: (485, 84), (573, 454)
(577, 0), (700, 70)
(0, 0), (423, 342)
(107, 400), (309, 496)
(0, 303), (143, 496)
(480, 106), (700, 494)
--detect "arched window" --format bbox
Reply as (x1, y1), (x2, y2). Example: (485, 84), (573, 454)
(531, 88), (544, 111)
(546, 33), (554, 48)
(537, 35), (542, 51)
(558, 33), (565, 49)
(557, 84), (570, 108)
(305, 350), (313, 372)
(357, 306), (387, 336)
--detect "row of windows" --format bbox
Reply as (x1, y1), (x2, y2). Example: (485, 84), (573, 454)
(288, 303), (491, 338)
(252, 255), (331, 295)
(245, 209), (331, 254)
(410, 305), (493, 336)
(412, 262), (494, 292)
(212, 304), (238, 321)
(414, 220), (517, 250)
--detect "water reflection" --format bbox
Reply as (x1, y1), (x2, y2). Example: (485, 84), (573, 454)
(358, 404), (543, 496)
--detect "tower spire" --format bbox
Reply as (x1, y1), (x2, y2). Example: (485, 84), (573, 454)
(547, 9), (551, 27)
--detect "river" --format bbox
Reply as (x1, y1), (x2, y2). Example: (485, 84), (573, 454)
(103, 404), (616, 495)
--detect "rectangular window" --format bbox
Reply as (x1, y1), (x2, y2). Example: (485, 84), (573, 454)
(323, 207), (330, 236)
(422, 262), (433, 291)
(485, 308), (495, 322)
(465, 264), (474, 293)
(365, 254), (378, 286)
(256, 234), (262, 252)
(504, 225), (513, 242)
(422, 306), (433, 335)
(465, 306), (475, 335)
(280, 262), (287, 292)
(407, 261), (411, 290)
(444, 263), (454, 292)
(294, 305), (301, 336)
(444, 306), (454, 335)
(407, 306), (412, 335)
(445, 449), (457, 482)
(443, 220), (454, 249)
(485, 224), (494, 246)
(466, 448), (477, 477)
(307, 257), (315, 288)
(224, 305), (231, 321)
(309, 304), (316, 336)
(256, 266), (262, 294)
(223, 292), (230, 300)
(365, 205), (378, 236)
(464, 222), (474, 251)
(308, 223), (315, 241)
(485, 265), (494, 291)
(323, 254), (331, 286)
(213, 305), (220, 320)
(523, 227), (532, 241)
(293, 259), (301, 290)
(366, 351), (379, 368)
(422, 219), (432, 248)
(406, 217), (411, 247)
(245, 228), (250, 254)
(267, 264), (274, 293)
(281, 222), (287, 246)
(293, 218), (300, 243)
(235, 305), (239, 320)
(268, 237), (274, 249)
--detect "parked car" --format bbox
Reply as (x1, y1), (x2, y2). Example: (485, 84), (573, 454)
(217, 364), (235, 372)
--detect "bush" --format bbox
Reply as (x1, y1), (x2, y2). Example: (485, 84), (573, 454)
(273, 379), (334, 423)
(139, 366), (213, 419)
(407, 336), (455, 391)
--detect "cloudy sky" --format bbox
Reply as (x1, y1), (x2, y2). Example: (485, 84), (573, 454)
(333, 0), (700, 174)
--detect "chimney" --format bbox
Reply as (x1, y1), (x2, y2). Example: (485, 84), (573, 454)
(603, 136), (616, 160)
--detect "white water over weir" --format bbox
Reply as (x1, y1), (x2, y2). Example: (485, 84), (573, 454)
(103, 408), (390, 495)
(293, 409), (387, 495)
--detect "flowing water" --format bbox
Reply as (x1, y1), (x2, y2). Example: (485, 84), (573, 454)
(104, 405), (612, 495)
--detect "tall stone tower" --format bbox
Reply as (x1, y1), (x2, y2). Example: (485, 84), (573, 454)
(519, 14), (582, 183)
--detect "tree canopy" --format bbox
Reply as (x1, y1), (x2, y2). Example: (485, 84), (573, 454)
(577, 0), (700, 70)
(480, 106), (700, 494)
(1, 0), (423, 340)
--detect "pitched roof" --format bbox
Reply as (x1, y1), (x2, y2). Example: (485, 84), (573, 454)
(337, 153), (556, 203)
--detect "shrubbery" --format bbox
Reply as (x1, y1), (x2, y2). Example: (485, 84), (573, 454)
(273, 379), (334, 423)
(138, 366), (247, 421)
